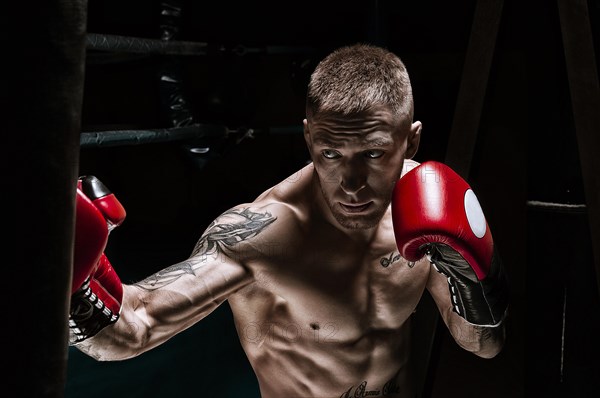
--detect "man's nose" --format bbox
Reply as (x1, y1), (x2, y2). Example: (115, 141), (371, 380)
(340, 163), (367, 195)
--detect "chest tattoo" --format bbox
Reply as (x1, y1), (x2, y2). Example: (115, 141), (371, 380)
(380, 252), (402, 268)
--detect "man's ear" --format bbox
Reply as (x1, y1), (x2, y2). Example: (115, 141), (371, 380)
(405, 121), (422, 160)
(303, 118), (311, 146)
(303, 118), (314, 161)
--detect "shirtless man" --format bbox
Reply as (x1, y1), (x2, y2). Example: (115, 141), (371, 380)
(70, 44), (509, 398)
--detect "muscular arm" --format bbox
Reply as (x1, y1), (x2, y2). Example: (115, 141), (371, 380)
(74, 206), (277, 361)
(426, 266), (505, 359)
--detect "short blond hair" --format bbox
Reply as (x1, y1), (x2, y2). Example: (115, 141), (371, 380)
(306, 43), (413, 122)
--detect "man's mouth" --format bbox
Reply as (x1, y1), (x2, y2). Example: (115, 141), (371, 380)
(339, 202), (373, 213)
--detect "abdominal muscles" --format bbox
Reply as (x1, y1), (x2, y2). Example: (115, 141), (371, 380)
(235, 309), (415, 398)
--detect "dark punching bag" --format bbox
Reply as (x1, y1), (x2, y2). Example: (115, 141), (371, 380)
(2, 1), (88, 397)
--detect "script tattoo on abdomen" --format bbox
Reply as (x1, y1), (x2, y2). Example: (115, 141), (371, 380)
(135, 207), (276, 291)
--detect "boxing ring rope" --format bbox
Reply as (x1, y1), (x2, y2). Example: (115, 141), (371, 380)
(83, 26), (309, 155)
(80, 124), (226, 148)
(86, 32), (316, 57)
(79, 125), (303, 148)
(86, 33), (209, 56)
(80, 3), (310, 152)
(526, 200), (587, 214)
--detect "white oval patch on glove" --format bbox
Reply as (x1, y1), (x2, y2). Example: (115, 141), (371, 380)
(464, 189), (486, 238)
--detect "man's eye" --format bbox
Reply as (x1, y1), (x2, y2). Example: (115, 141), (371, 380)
(365, 150), (384, 159)
(322, 150), (341, 159)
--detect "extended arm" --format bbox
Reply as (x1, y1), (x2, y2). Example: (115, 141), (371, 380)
(73, 198), (277, 361)
(76, 253), (252, 361)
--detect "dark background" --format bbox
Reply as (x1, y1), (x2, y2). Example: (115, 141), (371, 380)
(64, 0), (600, 397)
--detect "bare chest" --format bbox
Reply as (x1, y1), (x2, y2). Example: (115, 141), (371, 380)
(231, 241), (430, 344)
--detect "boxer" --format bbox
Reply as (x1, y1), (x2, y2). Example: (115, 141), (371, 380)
(71, 44), (509, 398)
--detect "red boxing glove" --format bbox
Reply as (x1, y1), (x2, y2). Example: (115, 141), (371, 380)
(77, 175), (126, 232)
(72, 175), (126, 293)
(391, 161), (508, 326)
(72, 188), (108, 293)
(70, 176), (125, 344)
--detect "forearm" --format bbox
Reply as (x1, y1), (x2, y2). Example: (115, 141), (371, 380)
(74, 256), (253, 361)
(73, 284), (230, 360)
(446, 310), (505, 359)
(72, 282), (209, 361)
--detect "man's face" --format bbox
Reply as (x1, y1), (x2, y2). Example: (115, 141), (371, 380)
(304, 106), (421, 230)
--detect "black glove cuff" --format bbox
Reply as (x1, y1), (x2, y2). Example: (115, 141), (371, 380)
(427, 243), (509, 326)
(69, 277), (119, 344)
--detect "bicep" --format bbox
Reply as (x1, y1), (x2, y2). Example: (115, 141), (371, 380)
(134, 253), (251, 294)
(132, 253), (253, 326)
(130, 204), (279, 330)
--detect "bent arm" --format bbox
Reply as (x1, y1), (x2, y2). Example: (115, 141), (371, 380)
(74, 205), (278, 360)
(427, 268), (505, 359)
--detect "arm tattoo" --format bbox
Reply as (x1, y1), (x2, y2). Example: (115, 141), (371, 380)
(135, 207), (276, 291)
(135, 258), (201, 291)
(190, 207), (277, 256)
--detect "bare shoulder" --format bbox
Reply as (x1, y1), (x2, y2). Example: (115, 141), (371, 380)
(193, 167), (311, 263)
(190, 201), (292, 262)
(250, 168), (311, 236)
(254, 162), (315, 205)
